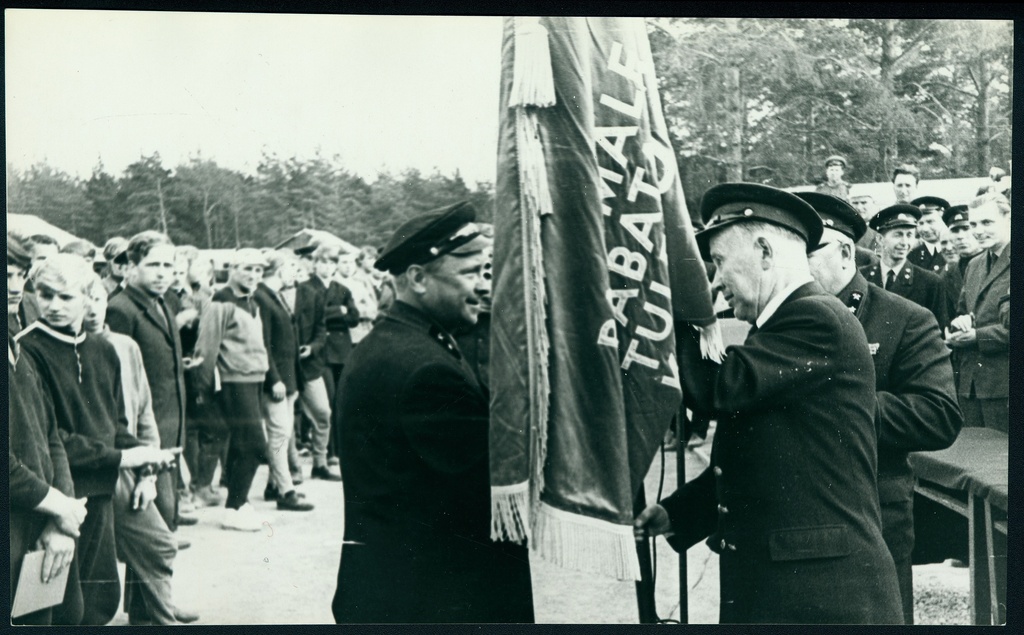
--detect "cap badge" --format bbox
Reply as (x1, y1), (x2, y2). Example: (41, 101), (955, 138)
(743, 209), (753, 217)
(824, 219), (834, 227)
(868, 343), (880, 356)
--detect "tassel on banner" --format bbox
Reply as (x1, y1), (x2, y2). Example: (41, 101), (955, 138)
(533, 503), (642, 581)
(509, 16), (556, 108)
(490, 483), (531, 543)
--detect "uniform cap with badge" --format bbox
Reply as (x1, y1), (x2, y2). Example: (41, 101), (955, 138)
(943, 204), (970, 230)
(794, 191), (867, 243)
(374, 201), (489, 275)
(910, 195), (950, 214)
(695, 183), (823, 260)
(869, 204), (921, 234)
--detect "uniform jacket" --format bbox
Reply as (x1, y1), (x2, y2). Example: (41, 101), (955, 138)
(955, 244), (1011, 398)
(293, 281), (328, 381)
(861, 261), (947, 328)
(254, 284), (301, 395)
(837, 273), (961, 504)
(107, 284), (187, 448)
(908, 242), (947, 275)
(332, 301), (533, 623)
(661, 282), (902, 624)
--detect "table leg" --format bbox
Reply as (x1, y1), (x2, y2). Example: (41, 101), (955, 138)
(985, 501), (1006, 625)
(969, 496), (992, 625)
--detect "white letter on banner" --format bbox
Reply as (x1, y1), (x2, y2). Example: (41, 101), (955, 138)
(599, 166), (624, 216)
(608, 247), (647, 282)
(643, 141), (678, 194)
(636, 301), (672, 341)
(619, 212), (662, 252)
(606, 288), (638, 326)
(661, 353), (681, 389)
(595, 127), (638, 170)
(627, 167), (664, 203)
(622, 338), (659, 370)
(649, 280), (670, 298)
(598, 319), (618, 348)
(607, 41), (644, 87)
(601, 90), (646, 120)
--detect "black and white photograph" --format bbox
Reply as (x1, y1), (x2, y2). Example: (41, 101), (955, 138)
(5, 7), (1014, 626)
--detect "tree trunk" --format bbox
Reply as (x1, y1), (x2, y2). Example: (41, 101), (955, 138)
(974, 56), (991, 174)
(878, 19), (900, 173)
(202, 191), (215, 249)
(722, 22), (744, 181)
(156, 177), (169, 234)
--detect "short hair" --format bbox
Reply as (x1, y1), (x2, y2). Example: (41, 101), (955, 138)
(60, 240), (97, 260)
(264, 250), (298, 278)
(728, 220), (807, 253)
(969, 192), (1011, 216)
(175, 245), (200, 264)
(8, 232), (32, 269)
(313, 244), (340, 262)
(125, 231), (173, 265)
(83, 271), (105, 300)
(356, 246), (377, 264)
(28, 234), (59, 248)
(891, 164), (920, 184)
(30, 253), (96, 294)
(103, 236), (129, 262)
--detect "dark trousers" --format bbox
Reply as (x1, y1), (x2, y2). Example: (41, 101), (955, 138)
(960, 395), (1009, 433)
(325, 364), (345, 459)
(215, 382), (268, 509)
(154, 470), (178, 532)
(54, 495), (119, 625)
(881, 496), (915, 625)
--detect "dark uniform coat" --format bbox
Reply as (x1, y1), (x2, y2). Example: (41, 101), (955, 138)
(254, 284), (301, 395)
(908, 243), (946, 275)
(955, 244), (1011, 401)
(861, 261), (947, 328)
(303, 276), (360, 367)
(332, 301), (533, 623)
(838, 272), (962, 623)
(293, 281), (327, 383)
(106, 285), (186, 449)
(661, 282), (902, 624)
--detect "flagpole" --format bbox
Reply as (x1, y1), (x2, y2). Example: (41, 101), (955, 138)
(677, 413), (689, 623)
(633, 487), (658, 624)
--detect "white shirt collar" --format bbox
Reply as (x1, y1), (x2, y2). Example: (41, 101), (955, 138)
(755, 275), (815, 328)
(881, 260), (907, 281)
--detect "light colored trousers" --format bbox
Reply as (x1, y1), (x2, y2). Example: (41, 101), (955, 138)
(113, 470), (179, 625)
(262, 392), (299, 494)
(298, 376), (332, 468)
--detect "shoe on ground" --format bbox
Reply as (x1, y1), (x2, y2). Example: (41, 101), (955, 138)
(310, 465), (342, 482)
(298, 448), (312, 457)
(277, 491), (315, 511)
(327, 456), (340, 466)
(176, 514), (199, 526)
(173, 608), (200, 623)
(264, 483), (280, 501)
(220, 504), (263, 531)
(177, 539), (191, 550)
(178, 492), (197, 515)
(193, 485), (223, 507)
(291, 470), (304, 485)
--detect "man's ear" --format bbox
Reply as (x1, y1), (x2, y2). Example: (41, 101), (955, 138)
(755, 236), (773, 270)
(405, 264), (429, 294)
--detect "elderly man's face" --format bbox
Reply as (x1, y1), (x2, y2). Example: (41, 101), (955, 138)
(708, 228), (769, 324)
(421, 252), (487, 330)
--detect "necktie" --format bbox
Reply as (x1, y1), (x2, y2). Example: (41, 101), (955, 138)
(155, 297), (171, 332)
(885, 270), (896, 290)
(987, 251), (995, 274)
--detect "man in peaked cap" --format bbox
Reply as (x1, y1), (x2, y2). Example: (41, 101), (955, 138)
(862, 204), (947, 327)
(331, 202), (534, 624)
(801, 192), (962, 625)
(908, 196), (950, 275)
(635, 183), (902, 624)
(815, 155), (851, 201)
(941, 205), (984, 343)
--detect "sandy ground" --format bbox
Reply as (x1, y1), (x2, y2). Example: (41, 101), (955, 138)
(108, 432), (972, 625)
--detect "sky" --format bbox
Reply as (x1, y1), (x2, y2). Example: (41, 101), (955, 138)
(5, 10), (505, 184)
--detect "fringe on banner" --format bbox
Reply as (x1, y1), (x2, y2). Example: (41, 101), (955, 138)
(490, 482), (531, 543)
(509, 17), (556, 108)
(533, 503), (642, 581)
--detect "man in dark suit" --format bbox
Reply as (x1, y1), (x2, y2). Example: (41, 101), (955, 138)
(635, 184), (902, 624)
(292, 247), (336, 480)
(801, 192), (962, 624)
(332, 202), (534, 624)
(861, 204), (947, 327)
(908, 196), (950, 275)
(942, 206), (984, 390)
(106, 231), (190, 533)
(947, 192), (1011, 432)
(254, 251), (315, 511)
(299, 245), (354, 480)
